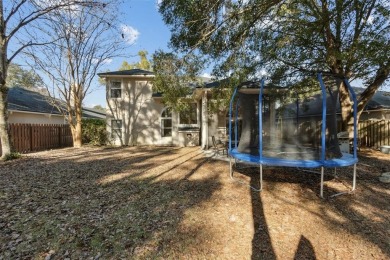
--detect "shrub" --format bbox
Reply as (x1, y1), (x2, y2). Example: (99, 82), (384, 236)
(4, 152), (22, 161)
(82, 119), (107, 146)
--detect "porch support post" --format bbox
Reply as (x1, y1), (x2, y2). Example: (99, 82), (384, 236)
(201, 91), (208, 149)
(269, 100), (277, 145)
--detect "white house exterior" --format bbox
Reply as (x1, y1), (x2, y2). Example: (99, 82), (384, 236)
(98, 69), (227, 148)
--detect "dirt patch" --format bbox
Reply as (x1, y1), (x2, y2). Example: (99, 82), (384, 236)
(0, 146), (389, 259)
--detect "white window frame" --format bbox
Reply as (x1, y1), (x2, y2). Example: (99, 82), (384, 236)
(179, 103), (198, 127)
(111, 119), (122, 138)
(110, 81), (122, 98)
(161, 107), (172, 137)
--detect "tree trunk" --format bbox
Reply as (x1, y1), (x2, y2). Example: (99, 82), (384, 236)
(70, 120), (82, 148)
(71, 85), (83, 148)
(0, 83), (11, 158)
(326, 79), (342, 158)
(0, 3), (11, 159)
(338, 81), (353, 132)
(73, 110), (82, 148)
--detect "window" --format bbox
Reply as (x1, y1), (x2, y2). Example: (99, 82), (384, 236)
(161, 107), (172, 137)
(110, 81), (121, 98)
(111, 120), (122, 138)
(179, 103), (197, 125)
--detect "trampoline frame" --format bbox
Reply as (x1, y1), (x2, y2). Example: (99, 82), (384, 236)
(228, 73), (358, 198)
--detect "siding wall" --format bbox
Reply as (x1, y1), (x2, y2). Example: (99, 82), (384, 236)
(9, 111), (66, 125)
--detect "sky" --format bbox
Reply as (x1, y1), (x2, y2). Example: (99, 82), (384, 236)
(6, 0), (173, 108)
(85, 0), (172, 108)
(9, 0), (389, 109)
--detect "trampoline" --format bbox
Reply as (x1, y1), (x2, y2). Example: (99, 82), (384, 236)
(228, 73), (358, 197)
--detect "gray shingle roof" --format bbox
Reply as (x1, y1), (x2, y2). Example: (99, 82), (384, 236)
(361, 89), (390, 110)
(97, 69), (154, 77)
(7, 87), (106, 118)
(7, 87), (62, 115)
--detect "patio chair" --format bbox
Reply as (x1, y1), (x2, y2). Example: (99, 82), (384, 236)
(212, 136), (227, 155)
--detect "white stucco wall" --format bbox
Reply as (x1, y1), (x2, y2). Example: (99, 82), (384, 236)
(8, 111), (67, 125)
(106, 76), (172, 146)
(105, 75), (203, 147)
(208, 110), (228, 145)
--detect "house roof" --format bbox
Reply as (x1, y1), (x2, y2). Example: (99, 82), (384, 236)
(203, 78), (231, 89)
(97, 69), (154, 77)
(82, 107), (106, 119)
(279, 87), (390, 118)
(356, 89), (390, 110)
(8, 87), (62, 115)
(7, 87), (106, 119)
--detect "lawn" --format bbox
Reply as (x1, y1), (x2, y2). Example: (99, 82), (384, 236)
(0, 146), (389, 259)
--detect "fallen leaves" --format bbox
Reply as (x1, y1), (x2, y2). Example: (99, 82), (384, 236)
(0, 146), (389, 259)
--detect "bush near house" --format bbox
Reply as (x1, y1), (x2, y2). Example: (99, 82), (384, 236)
(82, 118), (107, 146)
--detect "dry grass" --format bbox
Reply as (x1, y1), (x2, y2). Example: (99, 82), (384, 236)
(0, 146), (389, 259)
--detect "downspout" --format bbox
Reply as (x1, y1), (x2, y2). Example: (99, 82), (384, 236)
(201, 90), (209, 149)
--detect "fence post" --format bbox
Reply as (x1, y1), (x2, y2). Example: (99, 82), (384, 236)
(59, 125), (62, 147)
(30, 124), (33, 152)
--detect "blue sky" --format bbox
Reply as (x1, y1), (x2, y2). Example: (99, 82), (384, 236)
(85, 0), (172, 108)
(10, 0), (389, 109)
(9, 0), (172, 108)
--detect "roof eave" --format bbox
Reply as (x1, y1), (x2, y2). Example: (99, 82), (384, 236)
(98, 74), (155, 79)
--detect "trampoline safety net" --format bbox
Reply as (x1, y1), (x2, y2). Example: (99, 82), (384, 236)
(228, 73), (358, 162)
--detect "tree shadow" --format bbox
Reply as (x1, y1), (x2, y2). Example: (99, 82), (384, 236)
(232, 152), (390, 259)
(0, 147), (221, 259)
(250, 174), (276, 260)
(294, 235), (316, 260)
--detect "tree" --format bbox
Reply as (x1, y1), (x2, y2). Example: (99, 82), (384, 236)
(119, 50), (152, 71)
(27, 1), (127, 147)
(0, 0), (96, 159)
(158, 0), (390, 131)
(152, 50), (203, 111)
(98, 50), (152, 86)
(6, 63), (44, 88)
(92, 104), (105, 112)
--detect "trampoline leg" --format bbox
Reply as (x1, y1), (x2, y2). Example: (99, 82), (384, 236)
(229, 156), (233, 179)
(229, 157), (262, 192)
(352, 164), (356, 191)
(320, 167), (324, 198)
(329, 164), (358, 198)
(259, 164), (263, 191)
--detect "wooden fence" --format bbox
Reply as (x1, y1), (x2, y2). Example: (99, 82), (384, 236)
(358, 120), (390, 148)
(1, 120), (389, 156)
(0, 124), (73, 156)
(285, 119), (390, 148)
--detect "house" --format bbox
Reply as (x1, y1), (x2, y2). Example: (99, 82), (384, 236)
(280, 87), (390, 121)
(7, 87), (106, 124)
(98, 69), (227, 148)
(358, 89), (390, 120)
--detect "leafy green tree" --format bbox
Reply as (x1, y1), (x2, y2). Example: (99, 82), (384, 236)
(99, 50), (152, 88)
(92, 104), (105, 112)
(152, 50), (203, 111)
(81, 118), (107, 145)
(6, 63), (44, 89)
(158, 0), (390, 130)
(119, 50), (152, 71)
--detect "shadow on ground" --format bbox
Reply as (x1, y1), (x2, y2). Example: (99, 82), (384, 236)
(232, 150), (389, 259)
(0, 147), (221, 259)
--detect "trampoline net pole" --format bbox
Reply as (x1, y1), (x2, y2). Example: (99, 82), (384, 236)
(352, 164), (357, 191)
(320, 167), (324, 198)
